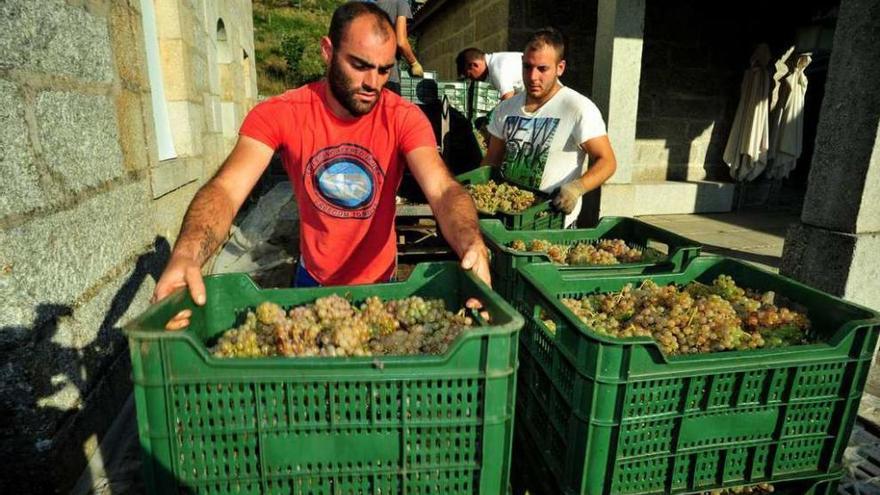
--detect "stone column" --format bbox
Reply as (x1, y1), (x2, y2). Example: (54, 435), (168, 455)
(591, 0), (645, 186)
(780, 0), (880, 396)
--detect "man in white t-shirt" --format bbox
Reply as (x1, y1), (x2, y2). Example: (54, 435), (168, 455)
(456, 48), (524, 101)
(482, 28), (617, 226)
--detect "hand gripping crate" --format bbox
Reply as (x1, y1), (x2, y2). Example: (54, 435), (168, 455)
(479, 217), (701, 301)
(512, 257), (879, 495)
(456, 166), (565, 231)
(124, 262), (523, 495)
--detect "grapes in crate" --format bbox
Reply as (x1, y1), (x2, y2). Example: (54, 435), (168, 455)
(466, 180), (536, 214)
(546, 275), (810, 355)
(211, 295), (475, 358)
(508, 238), (658, 265)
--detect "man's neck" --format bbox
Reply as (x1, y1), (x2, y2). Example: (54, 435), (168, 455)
(524, 82), (562, 112)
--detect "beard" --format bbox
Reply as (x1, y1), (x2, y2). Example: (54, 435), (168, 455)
(328, 55), (379, 116)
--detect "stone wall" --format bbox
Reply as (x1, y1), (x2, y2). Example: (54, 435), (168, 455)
(635, 0), (838, 183)
(415, 0), (510, 79)
(0, 1), (256, 492)
(507, 0), (597, 97)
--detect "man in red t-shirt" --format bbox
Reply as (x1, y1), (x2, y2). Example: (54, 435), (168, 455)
(152, 2), (489, 329)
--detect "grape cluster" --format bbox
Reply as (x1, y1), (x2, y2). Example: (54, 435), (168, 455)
(551, 275), (810, 356)
(704, 483), (774, 494)
(508, 238), (649, 265)
(467, 180), (536, 214)
(210, 296), (475, 358)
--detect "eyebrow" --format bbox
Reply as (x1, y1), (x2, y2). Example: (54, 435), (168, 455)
(349, 54), (394, 71)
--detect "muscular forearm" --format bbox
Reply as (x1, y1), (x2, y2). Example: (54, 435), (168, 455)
(172, 181), (236, 266)
(576, 156), (616, 192)
(431, 183), (484, 257)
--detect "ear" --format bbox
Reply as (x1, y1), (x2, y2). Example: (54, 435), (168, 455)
(557, 59), (567, 77)
(320, 36), (333, 66)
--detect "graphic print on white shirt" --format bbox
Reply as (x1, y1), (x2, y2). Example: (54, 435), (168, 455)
(500, 116), (560, 189)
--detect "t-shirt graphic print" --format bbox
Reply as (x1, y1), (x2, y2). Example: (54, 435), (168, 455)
(500, 115), (560, 189)
(305, 143), (383, 219)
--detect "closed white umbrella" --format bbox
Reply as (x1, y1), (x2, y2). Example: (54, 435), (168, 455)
(723, 44), (772, 182)
(766, 53), (812, 179)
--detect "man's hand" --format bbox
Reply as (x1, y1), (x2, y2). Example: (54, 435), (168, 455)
(151, 255), (207, 331)
(460, 241), (491, 287)
(552, 179), (588, 214)
(410, 60), (424, 77)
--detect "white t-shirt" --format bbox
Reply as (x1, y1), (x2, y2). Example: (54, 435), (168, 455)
(488, 86), (607, 226)
(485, 52), (525, 96)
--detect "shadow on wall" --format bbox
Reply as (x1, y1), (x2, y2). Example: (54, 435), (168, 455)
(0, 237), (171, 493)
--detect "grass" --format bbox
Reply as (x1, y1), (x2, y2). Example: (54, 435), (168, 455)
(252, 0), (348, 96)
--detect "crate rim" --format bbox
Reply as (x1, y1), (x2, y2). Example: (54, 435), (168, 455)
(479, 217), (699, 269)
(123, 261), (524, 369)
(517, 257), (880, 367)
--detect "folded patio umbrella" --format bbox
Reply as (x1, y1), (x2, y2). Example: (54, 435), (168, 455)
(766, 53), (812, 179)
(723, 44), (772, 182)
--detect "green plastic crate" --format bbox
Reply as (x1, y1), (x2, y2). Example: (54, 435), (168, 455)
(438, 81), (469, 115)
(511, 427), (844, 495)
(124, 262), (523, 495)
(480, 217), (701, 301)
(513, 257), (879, 495)
(469, 81), (500, 122)
(456, 166), (565, 231)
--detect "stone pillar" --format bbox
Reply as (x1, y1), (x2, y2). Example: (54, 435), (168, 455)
(591, 0), (645, 186)
(780, 0), (880, 396)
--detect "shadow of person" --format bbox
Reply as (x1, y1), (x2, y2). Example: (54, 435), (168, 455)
(0, 236), (171, 494)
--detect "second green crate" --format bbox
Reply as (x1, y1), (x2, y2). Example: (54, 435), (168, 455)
(480, 217), (701, 300)
(456, 166), (565, 230)
(513, 257), (879, 495)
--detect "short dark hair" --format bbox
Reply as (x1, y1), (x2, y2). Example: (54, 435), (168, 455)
(328, 1), (394, 47)
(455, 47), (485, 77)
(525, 27), (567, 61)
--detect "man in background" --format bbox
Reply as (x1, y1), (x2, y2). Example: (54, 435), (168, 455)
(372, 0), (424, 93)
(456, 47), (524, 101)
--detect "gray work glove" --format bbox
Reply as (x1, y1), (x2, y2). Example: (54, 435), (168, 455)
(552, 180), (588, 214)
(410, 61), (424, 77)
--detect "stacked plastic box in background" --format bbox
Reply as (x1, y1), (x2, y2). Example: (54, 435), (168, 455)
(469, 81), (500, 123)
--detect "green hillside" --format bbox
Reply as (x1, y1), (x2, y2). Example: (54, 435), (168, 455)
(253, 0), (348, 96)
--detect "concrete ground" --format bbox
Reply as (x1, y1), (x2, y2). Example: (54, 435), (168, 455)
(77, 208), (880, 494)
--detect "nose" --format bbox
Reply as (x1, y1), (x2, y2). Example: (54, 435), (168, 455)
(363, 69), (379, 91)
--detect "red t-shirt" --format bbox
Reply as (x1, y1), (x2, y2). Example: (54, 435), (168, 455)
(239, 81), (436, 285)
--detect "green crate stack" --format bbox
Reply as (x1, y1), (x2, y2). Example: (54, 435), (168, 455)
(469, 81), (500, 122)
(438, 81), (469, 115)
(124, 263), (523, 495)
(399, 69), (438, 106)
(512, 257), (879, 495)
(479, 217), (701, 301)
(456, 166), (565, 230)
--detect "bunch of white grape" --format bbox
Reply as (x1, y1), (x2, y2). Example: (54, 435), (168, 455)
(211, 295), (475, 358)
(548, 276), (809, 356)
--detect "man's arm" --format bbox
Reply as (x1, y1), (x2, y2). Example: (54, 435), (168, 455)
(405, 146), (491, 287)
(578, 135), (617, 190)
(552, 135), (617, 214)
(152, 135), (275, 329)
(499, 91), (515, 101)
(480, 135), (506, 167)
(394, 16), (418, 66)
